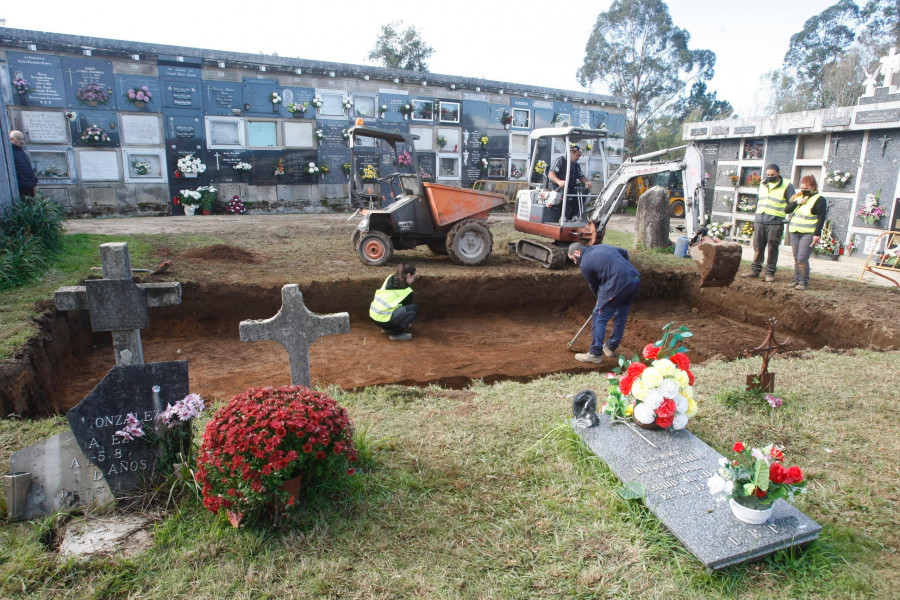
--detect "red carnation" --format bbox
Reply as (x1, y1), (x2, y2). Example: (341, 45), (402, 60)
(656, 398), (676, 419)
(770, 447), (784, 462)
(769, 462), (788, 484)
(733, 441), (745, 453)
(686, 369), (695, 385)
(626, 362), (647, 378)
(642, 344), (660, 360)
(787, 466), (803, 484)
(656, 415), (674, 428)
(618, 375), (635, 395)
(670, 352), (690, 371)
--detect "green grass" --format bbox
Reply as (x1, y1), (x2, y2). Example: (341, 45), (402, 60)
(1, 349), (897, 599)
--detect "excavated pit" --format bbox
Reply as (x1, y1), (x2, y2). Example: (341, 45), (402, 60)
(6, 267), (894, 418)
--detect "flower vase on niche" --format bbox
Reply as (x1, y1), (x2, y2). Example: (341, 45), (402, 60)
(133, 101), (145, 109)
(183, 205), (197, 216)
(184, 173), (197, 178)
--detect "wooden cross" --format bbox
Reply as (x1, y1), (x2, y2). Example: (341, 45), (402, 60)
(239, 284), (350, 388)
(744, 317), (792, 382)
(55, 243), (182, 366)
(830, 134), (841, 156)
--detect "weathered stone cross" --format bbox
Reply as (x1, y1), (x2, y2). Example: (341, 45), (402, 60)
(239, 284), (350, 388)
(54, 242), (182, 366)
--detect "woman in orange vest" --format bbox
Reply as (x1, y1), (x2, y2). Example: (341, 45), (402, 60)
(785, 175), (827, 291)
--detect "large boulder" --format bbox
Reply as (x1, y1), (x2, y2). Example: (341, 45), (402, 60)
(634, 186), (670, 250)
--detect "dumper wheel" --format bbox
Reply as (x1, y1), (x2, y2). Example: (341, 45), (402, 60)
(357, 230), (393, 266)
(351, 230), (361, 250)
(427, 241), (448, 255)
(447, 219), (493, 265)
(670, 200), (685, 218)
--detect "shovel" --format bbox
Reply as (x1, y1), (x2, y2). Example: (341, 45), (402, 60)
(567, 315), (592, 352)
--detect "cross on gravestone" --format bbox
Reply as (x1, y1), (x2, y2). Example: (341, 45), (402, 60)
(239, 284), (350, 388)
(743, 317), (792, 393)
(878, 46), (899, 88)
(55, 242), (182, 366)
(830, 135), (841, 156)
(879, 134), (891, 158)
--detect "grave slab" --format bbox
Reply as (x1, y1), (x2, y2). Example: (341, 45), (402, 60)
(8, 431), (114, 521)
(573, 415), (821, 570)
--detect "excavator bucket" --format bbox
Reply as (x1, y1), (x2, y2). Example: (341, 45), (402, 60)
(689, 239), (743, 288)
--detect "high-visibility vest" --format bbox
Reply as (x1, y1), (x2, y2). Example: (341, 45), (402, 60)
(369, 275), (412, 322)
(756, 177), (791, 219)
(788, 193), (823, 234)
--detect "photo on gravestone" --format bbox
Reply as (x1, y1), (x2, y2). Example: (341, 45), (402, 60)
(7, 52), (68, 107)
(67, 361), (190, 495)
(512, 108), (531, 129)
(70, 111), (121, 147)
(62, 57), (116, 110)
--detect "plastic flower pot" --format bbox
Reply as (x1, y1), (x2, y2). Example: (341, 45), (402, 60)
(730, 498), (774, 524)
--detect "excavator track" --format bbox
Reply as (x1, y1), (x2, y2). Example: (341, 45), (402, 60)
(515, 239), (567, 270)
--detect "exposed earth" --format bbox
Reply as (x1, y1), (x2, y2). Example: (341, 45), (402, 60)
(3, 213), (899, 416)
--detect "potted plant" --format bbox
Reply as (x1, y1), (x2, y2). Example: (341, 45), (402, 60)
(198, 185), (217, 215)
(708, 441), (806, 524)
(132, 159), (153, 176)
(80, 125), (110, 145)
(398, 103), (413, 120)
(76, 83), (110, 106)
(226, 195), (247, 214)
(856, 190), (886, 226)
(179, 189), (201, 215)
(176, 154), (207, 178)
(125, 86), (153, 108)
(195, 385), (358, 526)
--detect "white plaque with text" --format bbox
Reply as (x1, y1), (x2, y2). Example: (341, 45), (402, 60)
(78, 150), (121, 181)
(120, 114), (162, 145)
(21, 111), (69, 144)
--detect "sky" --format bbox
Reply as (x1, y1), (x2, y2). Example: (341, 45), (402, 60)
(2, 0), (839, 117)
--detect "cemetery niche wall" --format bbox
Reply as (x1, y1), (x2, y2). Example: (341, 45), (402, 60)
(1, 27), (625, 216)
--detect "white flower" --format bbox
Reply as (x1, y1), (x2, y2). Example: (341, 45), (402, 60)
(645, 388), (664, 409)
(633, 402), (655, 424)
(672, 413), (688, 430)
(674, 394), (688, 413)
(641, 367), (663, 389)
(658, 378), (680, 399)
(630, 378), (647, 400)
(673, 369), (690, 388)
(751, 447), (767, 461)
(708, 474), (726, 495)
(718, 457), (728, 467)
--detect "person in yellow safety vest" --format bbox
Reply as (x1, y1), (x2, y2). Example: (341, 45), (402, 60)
(741, 164), (796, 282)
(369, 263), (418, 341)
(785, 175), (827, 292)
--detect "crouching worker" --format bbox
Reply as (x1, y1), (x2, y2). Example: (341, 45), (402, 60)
(370, 263), (418, 341)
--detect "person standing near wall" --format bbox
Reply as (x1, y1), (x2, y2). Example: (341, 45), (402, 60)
(785, 175), (827, 291)
(742, 164), (795, 282)
(9, 130), (37, 199)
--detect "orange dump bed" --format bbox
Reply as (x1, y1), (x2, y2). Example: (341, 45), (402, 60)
(422, 183), (506, 227)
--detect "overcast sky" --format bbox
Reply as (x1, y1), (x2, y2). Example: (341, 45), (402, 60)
(3, 0), (838, 117)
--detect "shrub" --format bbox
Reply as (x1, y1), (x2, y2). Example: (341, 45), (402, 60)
(0, 193), (65, 290)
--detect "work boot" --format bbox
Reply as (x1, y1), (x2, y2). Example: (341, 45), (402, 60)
(741, 271), (760, 279)
(602, 345), (616, 357)
(764, 275), (776, 283)
(575, 353), (604, 364)
(786, 281), (798, 289)
(389, 333), (412, 341)
(795, 283), (808, 291)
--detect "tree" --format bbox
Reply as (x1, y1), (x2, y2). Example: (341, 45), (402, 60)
(578, 0), (715, 153)
(368, 21), (434, 72)
(639, 82), (734, 153)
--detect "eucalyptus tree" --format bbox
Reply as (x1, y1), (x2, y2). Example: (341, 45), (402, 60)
(368, 21), (434, 72)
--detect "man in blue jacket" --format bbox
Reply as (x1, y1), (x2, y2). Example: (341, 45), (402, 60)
(567, 242), (641, 364)
(10, 130), (38, 198)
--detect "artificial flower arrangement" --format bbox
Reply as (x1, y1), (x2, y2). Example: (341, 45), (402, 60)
(198, 185), (217, 210)
(739, 222), (754, 237)
(226, 195), (247, 214)
(274, 158), (285, 176)
(179, 189), (202, 205)
(601, 323), (697, 431)
(342, 128), (351, 141)
(378, 104), (388, 117)
(419, 166), (433, 182)
(746, 173), (762, 187)
(80, 125), (110, 145)
(195, 385), (358, 524)
(342, 162), (352, 175)
(115, 393), (205, 476)
(397, 151), (412, 166)
(76, 83), (109, 105)
(738, 196), (756, 212)
(177, 154), (207, 176)
(13, 75), (33, 95)
(361, 164), (379, 182)
(319, 163), (331, 174)
(510, 163), (523, 179)
(856, 190), (885, 225)
(233, 162), (253, 172)
(814, 220), (841, 255)
(315, 128), (325, 140)
(500, 110), (513, 126)
(270, 91), (282, 105)
(310, 96), (323, 109)
(437, 136), (448, 149)
(480, 136), (489, 147)
(342, 96), (353, 110)
(287, 102), (308, 114)
(585, 143), (593, 151)
(480, 157), (489, 170)
(707, 220), (732, 239)
(726, 169), (739, 186)
(825, 169), (852, 189)
(132, 160), (153, 176)
(534, 160), (548, 175)
(398, 103), (413, 118)
(126, 86), (153, 106)
(707, 441), (806, 513)
(306, 162), (320, 175)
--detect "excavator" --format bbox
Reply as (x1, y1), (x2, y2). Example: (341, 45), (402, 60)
(512, 126), (741, 287)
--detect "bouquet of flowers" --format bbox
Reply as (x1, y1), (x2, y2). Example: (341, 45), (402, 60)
(233, 162), (253, 172)
(310, 96), (323, 109)
(126, 86), (153, 106)
(274, 158), (285, 176)
(825, 169), (852, 189)
(746, 173), (762, 187)
(315, 128), (324, 140)
(480, 136), (489, 147)
(437, 136), (448, 149)
(398, 103), (413, 118)
(342, 96), (353, 110)
(419, 166), (433, 182)
(81, 125), (110, 145)
(319, 163), (331, 174)
(76, 83), (109, 105)
(13, 75), (33, 95)
(397, 151), (412, 166)
(707, 221), (732, 239)
(378, 104), (388, 116)
(195, 386), (358, 522)
(226, 195), (247, 214)
(510, 163), (523, 179)
(602, 323), (697, 430)
(707, 441), (806, 509)
(177, 154), (207, 175)
(342, 129), (351, 141)
(814, 220), (841, 254)
(270, 91), (282, 105)
(361, 165), (378, 182)
(480, 157), (489, 170)
(342, 162), (352, 175)
(500, 111), (513, 126)
(287, 102), (308, 114)
(534, 160), (548, 175)
(306, 162), (320, 175)
(737, 197), (756, 212)
(179, 189), (202, 205)
(132, 160), (153, 175)
(739, 222), (754, 237)
(856, 190), (885, 225)
(726, 169), (739, 186)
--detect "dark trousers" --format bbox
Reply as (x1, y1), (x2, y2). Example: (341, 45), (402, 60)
(589, 279), (640, 356)
(374, 304), (418, 335)
(751, 223), (785, 276)
(18, 186), (35, 199)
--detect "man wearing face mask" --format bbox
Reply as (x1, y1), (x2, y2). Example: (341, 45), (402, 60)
(742, 164), (795, 282)
(784, 175), (827, 291)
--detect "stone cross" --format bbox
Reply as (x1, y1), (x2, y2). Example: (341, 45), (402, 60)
(54, 242), (182, 366)
(239, 284), (350, 388)
(878, 46), (899, 88)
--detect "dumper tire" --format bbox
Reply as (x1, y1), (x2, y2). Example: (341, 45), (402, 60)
(351, 230), (361, 250)
(427, 241), (448, 255)
(447, 219), (493, 265)
(670, 200), (685, 219)
(357, 230), (393, 266)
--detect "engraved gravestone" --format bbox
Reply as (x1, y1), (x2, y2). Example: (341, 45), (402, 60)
(203, 81), (243, 116)
(574, 416), (821, 569)
(62, 57), (116, 110)
(7, 52), (67, 107)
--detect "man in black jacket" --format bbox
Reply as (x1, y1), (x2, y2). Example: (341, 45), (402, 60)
(10, 130), (38, 198)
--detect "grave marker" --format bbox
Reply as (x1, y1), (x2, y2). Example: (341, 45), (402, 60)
(239, 284), (350, 388)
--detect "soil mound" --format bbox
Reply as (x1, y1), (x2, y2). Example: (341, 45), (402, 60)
(179, 244), (266, 263)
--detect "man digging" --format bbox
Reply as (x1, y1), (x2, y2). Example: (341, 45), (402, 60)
(568, 242), (641, 364)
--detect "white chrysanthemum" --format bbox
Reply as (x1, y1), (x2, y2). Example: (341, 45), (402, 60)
(653, 358), (676, 378)
(674, 369), (690, 388)
(672, 413), (688, 430)
(724, 481), (734, 494)
(641, 367), (663, 389)
(718, 457), (728, 466)
(645, 388), (665, 409)
(674, 394), (688, 413)
(659, 378), (680, 399)
(707, 475), (726, 495)
(634, 402), (655, 424)
(631, 378), (648, 401)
